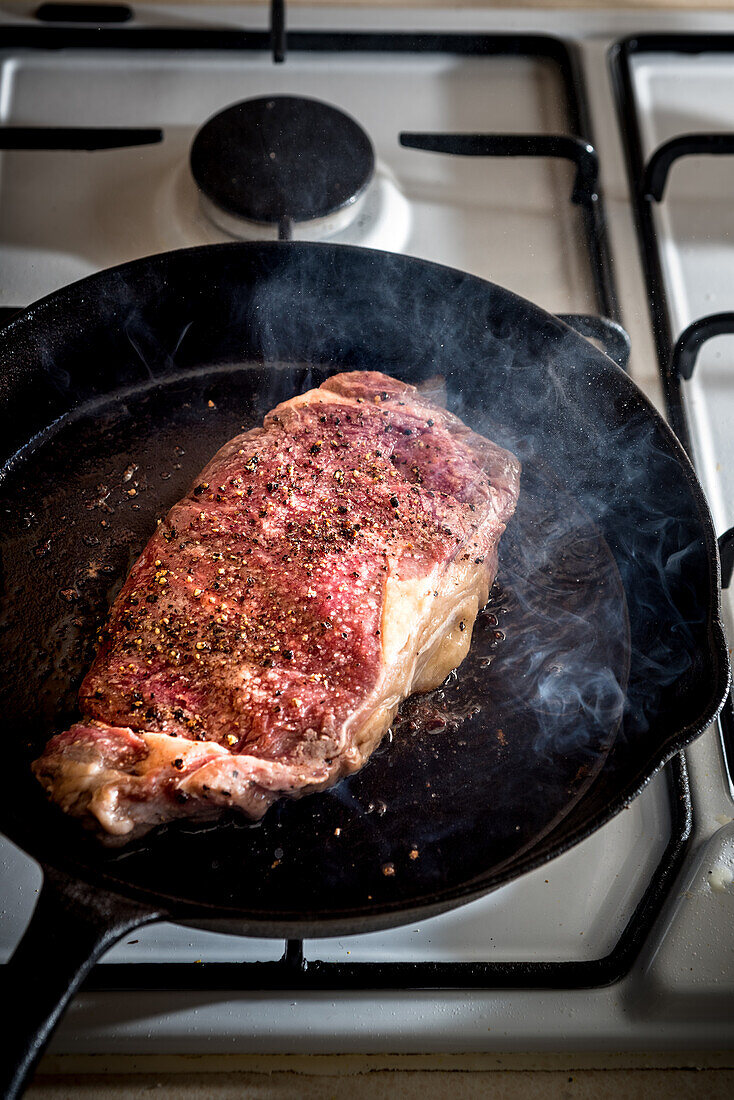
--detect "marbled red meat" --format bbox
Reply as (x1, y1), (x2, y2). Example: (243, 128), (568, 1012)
(33, 371), (520, 840)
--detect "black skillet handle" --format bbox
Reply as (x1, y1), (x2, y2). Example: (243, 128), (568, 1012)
(0, 865), (160, 1100)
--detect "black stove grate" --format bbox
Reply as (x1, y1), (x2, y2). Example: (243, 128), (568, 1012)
(0, 7), (693, 992)
(611, 33), (734, 786)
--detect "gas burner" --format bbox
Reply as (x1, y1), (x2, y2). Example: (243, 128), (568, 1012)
(190, 95), (375, 240)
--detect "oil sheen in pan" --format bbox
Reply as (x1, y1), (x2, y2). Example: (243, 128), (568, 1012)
(0, 362), (629, 912)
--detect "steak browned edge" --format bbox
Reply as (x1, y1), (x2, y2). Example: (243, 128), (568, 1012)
(33, 371), (520, 841)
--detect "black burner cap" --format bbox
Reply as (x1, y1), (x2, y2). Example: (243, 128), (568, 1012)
(190, 95), (375, 226)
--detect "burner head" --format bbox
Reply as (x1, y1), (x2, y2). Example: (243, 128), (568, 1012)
(190, 95), (375, 233)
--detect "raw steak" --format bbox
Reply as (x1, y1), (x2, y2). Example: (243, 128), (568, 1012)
(33, 371), (520, 841)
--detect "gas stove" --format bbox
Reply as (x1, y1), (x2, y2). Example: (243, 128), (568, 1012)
(1, 1), (733, 1066)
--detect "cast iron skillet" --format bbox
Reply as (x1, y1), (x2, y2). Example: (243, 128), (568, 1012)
(0, 242), (729, 1097)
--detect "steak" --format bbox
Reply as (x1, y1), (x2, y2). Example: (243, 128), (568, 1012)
(33, 371), (520, 841)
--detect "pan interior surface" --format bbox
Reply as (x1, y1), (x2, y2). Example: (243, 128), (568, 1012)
(0, 243), (725, 929)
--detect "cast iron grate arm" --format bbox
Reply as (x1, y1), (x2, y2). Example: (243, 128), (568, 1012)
(642, 133), (734, 202)
(670, 313), (734, 381)
(399, 132), (599, 206)
(558, 313), (631, 368)
(271, 0), (286, 63)
(0, 127), (162, 151)
(719, 528), (734, 590)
